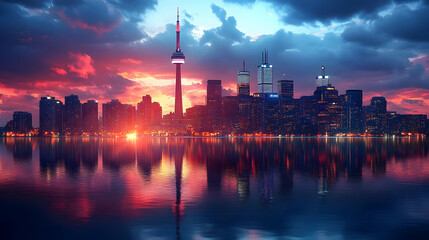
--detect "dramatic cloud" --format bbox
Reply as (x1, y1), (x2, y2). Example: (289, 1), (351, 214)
(225, 0), (419, 25)
(52, 0), (123, 35)
(67, 52), (96, 79)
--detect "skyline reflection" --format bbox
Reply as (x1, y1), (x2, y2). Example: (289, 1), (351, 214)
(1, 137), (429, 239)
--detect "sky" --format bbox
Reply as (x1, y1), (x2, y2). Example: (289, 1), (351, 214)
(0, 0), (429, 127)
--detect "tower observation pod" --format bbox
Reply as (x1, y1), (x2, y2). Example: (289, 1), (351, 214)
(171, 7), (185, 119)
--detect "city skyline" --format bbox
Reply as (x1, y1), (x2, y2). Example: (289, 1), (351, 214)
(1, 1), (429, 127)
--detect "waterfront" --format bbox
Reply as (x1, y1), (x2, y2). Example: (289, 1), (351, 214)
(1, 137), (429, 239)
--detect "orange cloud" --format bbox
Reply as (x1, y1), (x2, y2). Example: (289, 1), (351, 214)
(68, 52), (96, 79)
(51, 67), (67, 75)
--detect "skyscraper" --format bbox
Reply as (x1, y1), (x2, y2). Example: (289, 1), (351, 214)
(237, 61), (250, 96)
(206, 80), (222, 131)
(316, 66), (329, 87)
(137, 95), (162, 131)
(12, 111), (32, 134)
(278, 77), (293, 99)
(314, 83), (341, 134)
(344, 90), (363, 133)
(365, 96), (387, 134)
(82, 100), (98, 134)
(278, 75), (298, 134)
(102, 99), (123, 133)
(171, 7), (185, 120)
(64, 94), (82, 135)
(257, 50), (273, 93)
(39, 96), (63, 135)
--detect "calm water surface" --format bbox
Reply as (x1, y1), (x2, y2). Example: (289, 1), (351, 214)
(1, 137), (429, 239)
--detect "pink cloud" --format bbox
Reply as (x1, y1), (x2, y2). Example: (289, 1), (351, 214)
(120, 58), (142, 64)
(68, 52), (96, 79)
(51, 67), (68, 75)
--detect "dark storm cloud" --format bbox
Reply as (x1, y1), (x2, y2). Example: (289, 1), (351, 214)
(341, 22), (388, 47)
(375, 5), (429, 42)
(225, 0), (419, 25)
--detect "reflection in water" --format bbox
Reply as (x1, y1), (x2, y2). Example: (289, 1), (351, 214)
(1, 137), (429, 239)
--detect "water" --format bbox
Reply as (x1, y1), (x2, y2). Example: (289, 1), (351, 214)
(1, 137), (429, 239)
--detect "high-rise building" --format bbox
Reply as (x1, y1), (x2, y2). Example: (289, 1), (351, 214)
(344, 90), (363, 133)
(206, 80), (222, 131)
(300, 96), (318, 135)
(278, 78), (293, 100)
(222, 96), (239, 133)
(82, 100), (98, 134)
(237, 61), (250, 96)
(39, 96), (63, 134)
(278, 76), (298, 134)
(137, 95), (162, 132)
(64, 94), (81, 135)
(171, 7), (185, 120)
(185, 105), (206, 132)
(314, 83), (341, 134)
(365, 96), (387, 134)
(257, 50), (273, 93)
(12, 111), (32, 133)
(253, 93), (280, 133)
(102, 99), (123, 133)
(237, 94), (254, 133)
(123, 104), (136, 132)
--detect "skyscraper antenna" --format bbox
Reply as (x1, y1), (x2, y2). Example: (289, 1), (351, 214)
(321, 66), (325, 77)
(266, 50), (268, 63)
(283, 73), (286, 80)
(265, 49), (267, 63)
(243, 60), (245, 71)
(261, 51), (263, 63)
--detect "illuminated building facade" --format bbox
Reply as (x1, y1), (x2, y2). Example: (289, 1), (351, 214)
(365, 97), (387, 134)
(257, 50), (273, 93)
(237, 61), (250, 96)
(253, 93), (280, 133)
(314, 84), (341, 134)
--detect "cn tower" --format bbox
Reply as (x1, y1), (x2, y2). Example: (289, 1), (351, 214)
(171, 7), (185, 119)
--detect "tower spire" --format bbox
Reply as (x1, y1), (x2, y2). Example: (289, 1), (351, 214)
(266, 50), (268, 63)
(171, 7), (185, 120)
(243, 60), (245, 71)
(176, 7), (180, 52)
